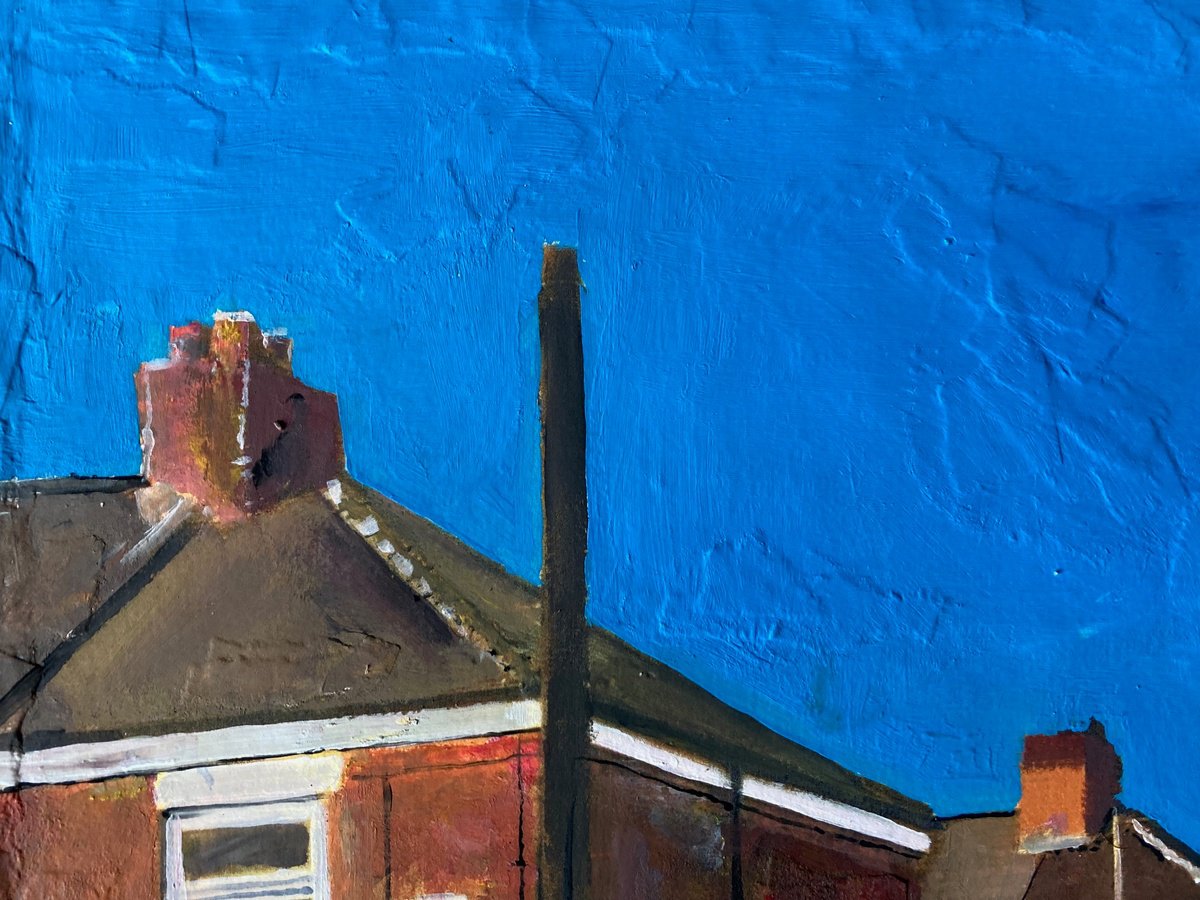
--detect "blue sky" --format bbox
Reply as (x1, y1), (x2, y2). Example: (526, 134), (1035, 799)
(4, 0), (1200, 846)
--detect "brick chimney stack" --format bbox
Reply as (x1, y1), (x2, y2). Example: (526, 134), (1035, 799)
(136, 311), (344, 520)
(1017, 719), (1123, 852)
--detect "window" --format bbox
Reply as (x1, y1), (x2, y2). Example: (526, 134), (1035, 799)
(165, 801), (326, 899)
(154, 755), (343, 900)
(182, 820), (309, 878)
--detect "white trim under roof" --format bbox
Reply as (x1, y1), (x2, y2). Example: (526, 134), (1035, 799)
(1130, 818), (1200, 884)
(591, 722), (733, 789)
(1, 699), (929, 853)
(0, 699), (540, 790)
(740, 777), (932, 853)
(590, 722), (931, 854)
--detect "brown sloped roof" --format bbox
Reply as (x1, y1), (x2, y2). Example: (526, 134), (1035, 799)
(0, 477), (194, 742)
(588, 629), (931, 827)
(3, 473), (931, 828)
(0, 477), (151, 691)
(339, 479), (541, 684)
(16, 489), (519, 747)
(920, 810), (1200, 899)
(345, 478), (931, 828)
(918, 814), (1039, 899)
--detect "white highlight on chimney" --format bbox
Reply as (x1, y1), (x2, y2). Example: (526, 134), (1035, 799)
(236, 355), (251, 455)
(140, 368), (156, 475)
(210, 312), (258, 457)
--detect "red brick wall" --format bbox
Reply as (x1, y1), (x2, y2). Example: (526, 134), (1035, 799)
(333, 732), (541, 900)
(587, 759), (733, 898)
(585, 755), (921, 900)
(0, 776), (161, 900)
(740, 806), (919, 900)
(0, 734), (920, 900)
(0, 733), (538, 899)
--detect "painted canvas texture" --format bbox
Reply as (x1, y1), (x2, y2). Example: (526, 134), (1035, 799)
(3, 1), (1200, 898)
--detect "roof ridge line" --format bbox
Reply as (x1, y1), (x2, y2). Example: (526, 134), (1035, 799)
(1, 476), (147, 500)
(320, 478), (516, 674)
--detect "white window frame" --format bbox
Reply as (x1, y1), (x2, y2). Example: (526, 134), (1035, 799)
(164, 800), (328, 899)
(154, 753), (343, 900)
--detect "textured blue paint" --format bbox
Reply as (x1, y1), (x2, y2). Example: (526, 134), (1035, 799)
(4, 0), (1200, 846)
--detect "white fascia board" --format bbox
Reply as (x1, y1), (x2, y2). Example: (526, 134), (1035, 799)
(590, 722), (732, 790)
(590, 721), (930, 854)
(3, 699), (540, 790)
(153, 753), (345, 810)
(741, 777), (932, 853)
(1130, 818), (1200, 884)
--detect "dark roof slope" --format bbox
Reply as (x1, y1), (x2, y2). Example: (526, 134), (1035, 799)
(340, 480), (540, 683)
(17, 490), (518, 746)
(345, 479), (930, 828)
(920, 810), (1200, 899)
(0, 478), (189, 715)
(918, 815), (1039, 899)
(589, 629), (930, 826)
(1, 478), (146, 687)
(2, 473), (930, 828)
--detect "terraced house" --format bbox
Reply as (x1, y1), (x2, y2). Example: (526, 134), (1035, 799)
(0, 247), (1196, 899)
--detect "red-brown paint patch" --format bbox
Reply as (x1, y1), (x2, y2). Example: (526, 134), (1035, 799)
(0, 777), (161, 900)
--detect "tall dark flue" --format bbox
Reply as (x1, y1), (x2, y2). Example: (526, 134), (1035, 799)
(537, 244), (591, 900)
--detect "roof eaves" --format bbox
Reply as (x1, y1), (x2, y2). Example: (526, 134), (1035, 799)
(1125, 809), (1200, 883)
(587, 628), (934, 829)
(321, 478), (523, 679)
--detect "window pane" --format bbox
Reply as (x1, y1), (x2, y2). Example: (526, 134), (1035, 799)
(181, 823), (309, 878)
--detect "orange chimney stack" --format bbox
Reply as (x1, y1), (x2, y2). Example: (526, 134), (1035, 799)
(1017, 719), (1122, 852)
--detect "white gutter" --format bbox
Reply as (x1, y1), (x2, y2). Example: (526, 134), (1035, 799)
(590, 721), (931, 853)
(0, 699), (540, 790)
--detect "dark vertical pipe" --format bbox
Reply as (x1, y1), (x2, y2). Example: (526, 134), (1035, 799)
(730, 765), (745, 900)
(382, 777), (394, 899)
(538, 244), (591, 900)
